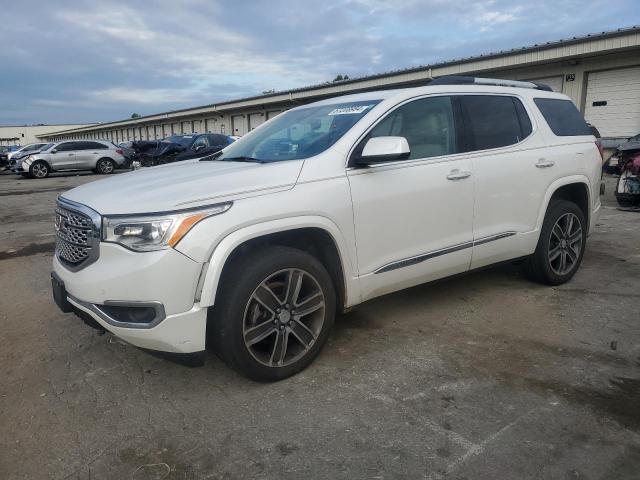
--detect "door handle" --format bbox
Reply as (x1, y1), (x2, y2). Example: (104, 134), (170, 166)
(447, 169), (472, 180)
(535, 159), (555, 168)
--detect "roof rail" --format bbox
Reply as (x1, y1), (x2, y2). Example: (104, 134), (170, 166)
(428, 75), (553, 91)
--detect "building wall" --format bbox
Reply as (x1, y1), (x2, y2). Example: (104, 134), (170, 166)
(0, 124), (96, 145)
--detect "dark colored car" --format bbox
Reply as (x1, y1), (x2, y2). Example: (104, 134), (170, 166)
(130, 134), (234, 166)
(0, 145), (20, 170)
(611, 132), (640, 207)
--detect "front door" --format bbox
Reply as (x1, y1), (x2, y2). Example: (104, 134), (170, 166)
(347, 95), (475, 301)
(50, 141), (81, 169)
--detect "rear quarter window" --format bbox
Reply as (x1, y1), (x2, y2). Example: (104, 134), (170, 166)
(533, 98), (591, 136)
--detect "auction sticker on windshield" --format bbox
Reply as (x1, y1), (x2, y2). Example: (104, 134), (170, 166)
(328, 105), (374, 115)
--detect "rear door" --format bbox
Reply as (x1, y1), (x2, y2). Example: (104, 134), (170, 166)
(458, 94), (550, 269)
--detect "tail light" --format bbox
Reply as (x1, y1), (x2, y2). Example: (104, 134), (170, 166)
(116, 148), (123, 155)
(595, 140), (604, 161)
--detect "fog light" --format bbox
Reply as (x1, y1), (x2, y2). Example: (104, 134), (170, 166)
(98, 304), (158, 324)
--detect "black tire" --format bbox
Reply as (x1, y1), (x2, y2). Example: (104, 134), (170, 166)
(96, 158), (116, 174)
(523, 199), (587, 285)
(29, 160), (50, 179)
(211, 246), (336, 381)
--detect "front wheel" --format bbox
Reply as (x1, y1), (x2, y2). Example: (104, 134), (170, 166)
(211, 246), (336, 381)
(523, 200), (586, 285)
(29, 161), (50, 179)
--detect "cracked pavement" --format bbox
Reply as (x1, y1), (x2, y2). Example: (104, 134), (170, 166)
(0, 172), (639, 479)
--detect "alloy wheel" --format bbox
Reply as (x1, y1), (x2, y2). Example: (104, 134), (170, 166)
(32, 163), (48, 178)
(243, 268), (326, 368)
(548, 212), (582, 275)
(99, 160), (114, 174)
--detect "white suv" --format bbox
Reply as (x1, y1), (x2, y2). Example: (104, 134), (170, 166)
(51, 77), (603, 381)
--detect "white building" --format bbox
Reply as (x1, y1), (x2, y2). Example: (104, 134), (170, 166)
(40, 26), (640, 146)
(0, 124), (96, 146)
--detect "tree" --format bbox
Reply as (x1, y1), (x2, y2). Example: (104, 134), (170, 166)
(130, 113), (141, 118)
(332, 74), (349, 82)
(262, 89), (276, 95)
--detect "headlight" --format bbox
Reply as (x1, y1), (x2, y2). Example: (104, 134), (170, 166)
(102, 202), (232, 252)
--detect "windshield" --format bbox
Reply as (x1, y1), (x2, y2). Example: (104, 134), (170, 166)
(163, 135), (195, 146)
(40, 143), (54, 151)
(217, 100), (380, 162)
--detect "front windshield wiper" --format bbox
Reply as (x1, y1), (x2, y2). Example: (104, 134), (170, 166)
(199, 151), (224, 161)
(218, 156), (267, 163)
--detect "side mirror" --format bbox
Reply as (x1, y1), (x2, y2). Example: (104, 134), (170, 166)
(194, 145), (204, 151)
(51, 149), (58, 154)
(354, 136), (410, 166)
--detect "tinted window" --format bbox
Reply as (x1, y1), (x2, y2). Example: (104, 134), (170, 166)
(76, 141), (108, 150)
(460, 95), (529, 150)
(368, 96), (457, 160)
(534, 98), (591, 136)
(55, 142), (80, 152)
(513, 98), (533, 138)
(192, 136), (209, 149)
(208, 134), (229, 146)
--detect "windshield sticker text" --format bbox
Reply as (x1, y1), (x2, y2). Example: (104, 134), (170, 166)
(328, 105), (373, 116)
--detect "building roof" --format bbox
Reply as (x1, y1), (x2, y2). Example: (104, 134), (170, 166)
(42, 25), (640, 137)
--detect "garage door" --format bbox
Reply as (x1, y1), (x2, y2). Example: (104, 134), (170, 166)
(231, 115), (246, 136)
(584, 66), (640, 138)
(266, 110), (282, 120)
(248, 113), (265, 131)
(523, 75), (564, 92)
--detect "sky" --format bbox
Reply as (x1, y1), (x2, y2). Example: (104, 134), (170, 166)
(1, 0), (638, 125)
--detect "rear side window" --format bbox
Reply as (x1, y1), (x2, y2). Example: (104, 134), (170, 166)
(55, 142), (80, 152)
(533, 98), (591, 136)
(460, 95), (531, 151)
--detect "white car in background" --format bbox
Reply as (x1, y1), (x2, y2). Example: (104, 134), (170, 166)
(8, 142), (50, 161)
(51, 77), (602, 381)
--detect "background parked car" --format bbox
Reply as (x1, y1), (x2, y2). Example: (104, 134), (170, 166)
(0, 145), (20, 170)
(15, 140), (126, 178)
(130, 133), (235, 166)
(8, 143), (50, 161)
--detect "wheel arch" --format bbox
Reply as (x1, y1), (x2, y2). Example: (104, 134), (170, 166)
(29, 158), (52, 175)
(96, 156), (115, 166)
(536, 176), (591, 233)
(197, 217), (360, 312)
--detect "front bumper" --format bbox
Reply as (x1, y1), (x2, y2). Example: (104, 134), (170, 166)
(52, 243), (208, 353)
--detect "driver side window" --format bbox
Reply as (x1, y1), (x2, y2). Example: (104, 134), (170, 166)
(369, 96), (457, 160)
(192, 136), (209, 149)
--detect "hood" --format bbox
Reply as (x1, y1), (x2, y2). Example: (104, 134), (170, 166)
(61, 159), (303, 215)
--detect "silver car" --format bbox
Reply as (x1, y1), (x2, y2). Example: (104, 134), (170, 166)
(18, 140), (127, 179)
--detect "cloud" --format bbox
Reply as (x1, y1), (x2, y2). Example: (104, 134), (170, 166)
(0, 0), (637, 124)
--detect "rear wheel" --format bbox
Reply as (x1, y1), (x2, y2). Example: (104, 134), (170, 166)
(211, 246), (336, 381)
(29, 161), (50, 179)
(523, 200), (586, 285)
(96, 158), (115, 174)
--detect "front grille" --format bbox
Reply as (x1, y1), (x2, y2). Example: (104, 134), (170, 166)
(55, 203), (99, 269)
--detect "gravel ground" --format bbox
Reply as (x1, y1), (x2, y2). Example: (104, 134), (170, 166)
(0, 171), (638, 480)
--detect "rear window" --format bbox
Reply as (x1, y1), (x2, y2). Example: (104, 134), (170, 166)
(459, 95), (532, 151)
(534, 98), (591, 136)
